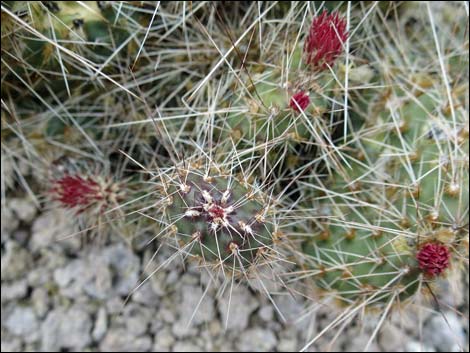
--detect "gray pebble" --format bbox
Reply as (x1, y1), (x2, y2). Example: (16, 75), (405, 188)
(41, 306), (92, 351)
(153, 326), (175, 351)
(179, 284), (215, 326)
(173, 341), (203, 352)
(423, 312), (466, 352)
(92, 307), (108, 341)
(5, 307), (39, 337)
(217, 285), (259, 331)
(236, 328), (277, 352)
(99, 329), (152, 352)
(9, 198), (36, 223)
(1, 241), (31, 281)
(31, 287), (50, 318)
(1, 280), (28, 303)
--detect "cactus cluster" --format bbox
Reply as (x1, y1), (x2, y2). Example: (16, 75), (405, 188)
(2, 1), (468, 350)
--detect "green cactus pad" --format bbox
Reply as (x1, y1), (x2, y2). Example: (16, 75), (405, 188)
(301, 90), (468, 305)
(302, 210), (421, 305)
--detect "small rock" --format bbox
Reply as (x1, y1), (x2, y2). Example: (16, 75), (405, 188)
(106, 297), (125, 314)
(209, 320), (222, 336)
(13, 229), (29, 246)
(158, 307), (176, 323)
(27, 267), (52, 287)
(166, 268), (180, 286)
(41, 306), (92, 351)
(344, 333), (380, 352)
(31, 287), (50, 318)
(30, 210), (78, 252)
(150, 318), (165, 335)
(1, 280), (28, 302)
(181, 270), (199, 285)
(437, 271), (466, 308)
(179, 284), (215, 326)
(53, 259), (84, 288)
(9, 198), (37, 223)
(153, 327), (175, 351)
(124, 304), (152, 336)
(172, 319), (198, 338)
(423, 312), (466, 352)
(258, 305), (274, 322)
(406, 340), (436, 352)
(53, 258), (93, 298)
(150, 270), (168, 297)
(173, 341), (203, 352)
(99, 329), (152, 352)
(132, 280), (159, 306)
(5, 307), (39, 337)
(217, 285), (259, 331)
(1, 204), (20, 242)
(83, 257), (113, 299)
(247, 263), (283, 292)
(236, 328), (277, 352)
(378, 322), (408, 351)
(92, 307), (108, 341)
(102, 243), (140, 296)
(278, 338), (298, 352)
(1, 337), (23, 352)
(1, 241), (31, 280)
(273, 294), (306, 326)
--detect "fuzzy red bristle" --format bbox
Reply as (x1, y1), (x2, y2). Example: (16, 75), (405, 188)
(51, 175), (102, 211)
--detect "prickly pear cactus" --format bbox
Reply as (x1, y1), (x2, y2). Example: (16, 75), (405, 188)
(300, 89), (469, 307)
(8, 1), (134, 67)
(1, 1), (151, 100)
(218, 10), (349, 163)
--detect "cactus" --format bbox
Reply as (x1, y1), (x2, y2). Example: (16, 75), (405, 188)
(1, 2), (469, 351)
(1, 1), (152, 101)
(298, 74), (468, 308)
(284, 0), (469, 318)
(46, 157), (133, 241)
(148, 160), (281, 276)
(216, 10), (349, 173)
(4, 1), (141, 66)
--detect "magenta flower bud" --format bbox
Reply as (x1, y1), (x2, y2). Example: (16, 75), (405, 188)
(304, 10), (348, 70)
(416, 242), (451, 277)
(289, 91), (310, 112)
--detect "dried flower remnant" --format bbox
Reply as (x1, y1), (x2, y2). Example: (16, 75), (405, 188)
(289, 91), (310, 112)
(304, 10), (348, 70)
(416, 242), (451, 277)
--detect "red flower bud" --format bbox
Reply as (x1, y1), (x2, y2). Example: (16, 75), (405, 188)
(289, 91), (310, 112)
(416, 242), (450, 277)
(304, 10), (348, 70)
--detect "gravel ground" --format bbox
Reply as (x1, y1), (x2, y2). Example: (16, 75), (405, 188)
(1, 197), (469, 352)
